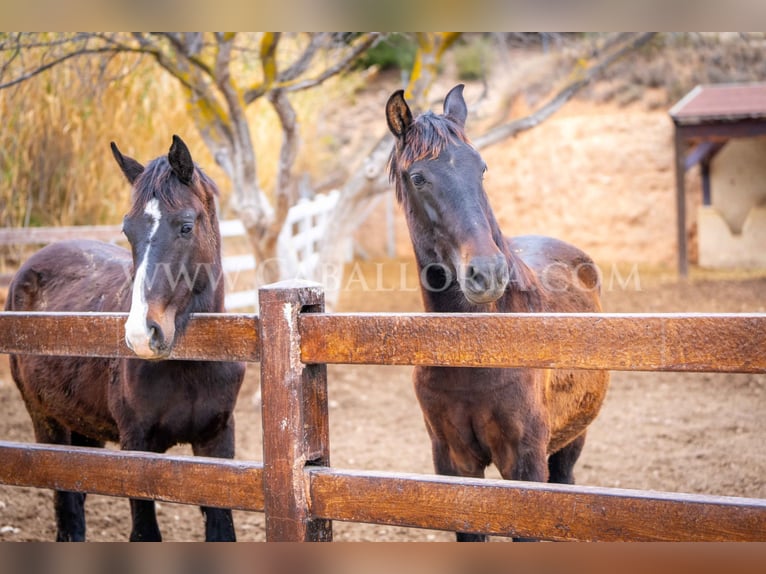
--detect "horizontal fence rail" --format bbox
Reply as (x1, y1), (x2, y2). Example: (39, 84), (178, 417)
(0, 440), (762, 542)
(0, 280), (765, 542)
(0, 225), (124, 245)
(0, 441), (265, 512)
(0, 312), (260, 362)
(3, 311), (763, 372)
(307, 468), (766, 542)
(0, 220), (251, 245)
(301, 312), (766, 372)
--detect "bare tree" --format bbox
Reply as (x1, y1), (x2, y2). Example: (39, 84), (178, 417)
(0, 32), (380, 283)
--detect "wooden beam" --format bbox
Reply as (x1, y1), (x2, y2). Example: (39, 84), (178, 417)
(299, 312), (766, 373)
(675, 119), (766, 141)
(0, 441), (264, 511)
(308, 467), (766, 541)
(0, 225), (125, 246)
(684, 141), (726, 171)
(258, 281), (332, 541)
(0, 312), (260, 362)
(674, 128), (689, 277)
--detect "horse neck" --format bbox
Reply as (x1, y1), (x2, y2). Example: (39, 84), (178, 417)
(502, 247), (544, 313)
(480, 199), (544, 313)
(412, 213), (543, 314)
(191, 219), (226, 314)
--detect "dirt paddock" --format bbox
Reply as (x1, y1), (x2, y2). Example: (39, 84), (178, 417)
(0, 261), (764, 541)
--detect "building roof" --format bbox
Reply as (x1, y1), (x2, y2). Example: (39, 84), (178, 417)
(669, 83), (766, 125)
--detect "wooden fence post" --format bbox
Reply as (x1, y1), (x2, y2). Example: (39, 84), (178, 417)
(258, 280), (332, 541)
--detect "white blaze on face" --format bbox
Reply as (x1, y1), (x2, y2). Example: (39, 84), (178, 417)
(125, 198), (162, 358)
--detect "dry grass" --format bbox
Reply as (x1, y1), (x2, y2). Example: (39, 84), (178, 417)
(0, 47), (355, 234)
(0, 57), (202, 228)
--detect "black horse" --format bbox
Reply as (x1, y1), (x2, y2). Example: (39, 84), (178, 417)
(386, 85), (610, 541)
(6, 136), (245, 541)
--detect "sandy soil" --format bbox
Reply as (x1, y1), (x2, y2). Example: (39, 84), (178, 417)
(0, 263), (764, 542)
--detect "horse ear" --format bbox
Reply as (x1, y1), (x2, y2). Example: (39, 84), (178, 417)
(443, 84), (467, 128)
(386, 90), (413, 139)
(110, 142), (144, 184)
(168, 134), (194, 185)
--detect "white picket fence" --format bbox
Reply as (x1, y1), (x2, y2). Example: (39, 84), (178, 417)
(1, 191), (349, 312)
(222, 190), (348, 310)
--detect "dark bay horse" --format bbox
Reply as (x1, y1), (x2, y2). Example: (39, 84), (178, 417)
(386, 85), (610, 541)
(5, 136), (245, 541)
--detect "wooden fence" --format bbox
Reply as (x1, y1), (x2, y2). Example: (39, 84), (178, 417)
(0, 280), (765, 541)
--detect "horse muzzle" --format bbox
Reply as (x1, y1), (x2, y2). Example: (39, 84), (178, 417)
(124, 307), (176, 360)
(459, 254), (510, 305)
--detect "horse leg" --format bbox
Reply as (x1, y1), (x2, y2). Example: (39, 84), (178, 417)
(26, 415), (86, 541)
(119, 435), (162, 542)
(52, 433), (105, 541)
(429, 438), (487, 542)
(192, 420), (236, 542)
(495, 429), (549, 542)
(127, 499), (161, 542)
(548, 432), (586, 485)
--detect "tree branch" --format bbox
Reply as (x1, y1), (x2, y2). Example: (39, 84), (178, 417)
(280, 32), (382, 94)
(278, 33), (326, 83)
(157, 32), (214, 77)
(473, 32), (656, 149)
(268, 88), (299, 231)
(0, 46), (117, 90)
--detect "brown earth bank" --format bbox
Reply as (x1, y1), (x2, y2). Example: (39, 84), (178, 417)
(0, 264), (764, 542)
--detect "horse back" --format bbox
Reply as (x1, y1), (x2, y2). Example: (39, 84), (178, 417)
(507, 235), (602, 313)
(5, 239), (132, 313)
(5, 240), (131, 443)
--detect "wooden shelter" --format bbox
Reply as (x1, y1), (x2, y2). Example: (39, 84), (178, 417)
(669, 83), (766, 276)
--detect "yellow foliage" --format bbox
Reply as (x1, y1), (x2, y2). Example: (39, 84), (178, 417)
(405, 32), (462, 104)
(0, 40), (365, 228)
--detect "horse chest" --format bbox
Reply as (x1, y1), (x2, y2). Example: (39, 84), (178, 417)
(114, 362), (241, 447)
(413, 366), (548, 424)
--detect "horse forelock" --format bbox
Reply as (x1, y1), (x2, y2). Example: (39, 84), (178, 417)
(128, 157), (219, 219)
(388, 112), (472, 203)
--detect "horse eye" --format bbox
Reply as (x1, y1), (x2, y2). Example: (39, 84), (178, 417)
(180, 222), (194, 237)
(411, 173), (426, 187)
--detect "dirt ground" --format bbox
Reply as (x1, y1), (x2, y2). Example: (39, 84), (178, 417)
(0, 262), (764, 542)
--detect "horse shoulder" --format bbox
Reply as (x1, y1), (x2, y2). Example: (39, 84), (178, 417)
(7, 240), (133, 313)
(502, 235), (609, 451)
(505, 234), (602, 313)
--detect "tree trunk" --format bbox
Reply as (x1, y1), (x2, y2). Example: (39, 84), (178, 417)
(207, 136), (283, 286)
(318, 133), (394, 307)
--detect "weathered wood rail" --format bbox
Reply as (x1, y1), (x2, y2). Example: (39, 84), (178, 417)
(0, 280), (764, 541)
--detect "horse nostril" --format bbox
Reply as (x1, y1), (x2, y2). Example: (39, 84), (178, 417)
(147, 321), (165, 352)
(466, 264), (489, 291)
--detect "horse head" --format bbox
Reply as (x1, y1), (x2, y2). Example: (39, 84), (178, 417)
(112, 135), (221, 359)
(387, 84), (510, 306)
